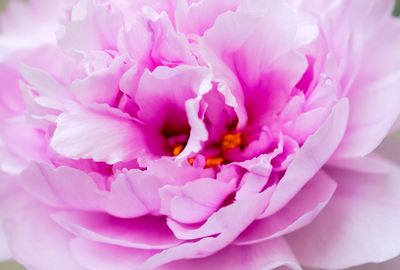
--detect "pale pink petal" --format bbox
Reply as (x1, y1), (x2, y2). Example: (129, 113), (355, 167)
(71, 56), (127, 104)
(58, 1), (123, 53)
(235, 173), (270, 201)
(287, 157), (400, 269)
(145, 157), (213, 186)
(334, 71), (400, 158)
(167, 187), (274, 240)
(3, 199), (84, 270)
(140, 188), (274, 269)
(160, 238), (301, 270)
(70, 238), (155, 270)
(175, 0), (240, 36)
(0, 0), (71, 58)
(20, 64), (69, 99)
(159, 178), (235, 224)
(106, 169), (162, 218)
(52, 211), (181, 250)
(0, 65), (24, 119)
(234, 170), (336, 245)
(263, 99), (348, 217)
(147, 11), (195, 66)
(51, 103), (167, 164)
(0, 225), (11, 261)
(0, 118), (48, 174)
(283, 106), (329, 144)
(18, 162), (106, 211)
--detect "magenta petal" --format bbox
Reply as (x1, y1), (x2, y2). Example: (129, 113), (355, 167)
(234, 170), (336, 245)
(52, 211), (181, 250)
(287, 157), (400, 269)
(136, 65), (211, 131)
(51, 103), (166, 164)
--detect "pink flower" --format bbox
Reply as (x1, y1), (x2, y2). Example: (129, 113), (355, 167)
(1, 0), (400, 269)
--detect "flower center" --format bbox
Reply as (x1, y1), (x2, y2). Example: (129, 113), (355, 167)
(221, 132), (243, 151)
(171, 132), (243, 168)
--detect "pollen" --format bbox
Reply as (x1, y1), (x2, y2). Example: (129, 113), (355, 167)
(205, 157), (224, 168)
(187, 157), (195, 166)
(172, 144), (185, 156)
(221, 132), (242, 151)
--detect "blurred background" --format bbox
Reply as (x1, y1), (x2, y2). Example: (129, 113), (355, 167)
(0, 0), (399, 269)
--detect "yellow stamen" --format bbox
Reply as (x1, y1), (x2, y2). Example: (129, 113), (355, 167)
(205, 157), (224, 168)
(221, 132), (242, 151)
(172, 144), (184, 156)
(187, 157), (195, 166)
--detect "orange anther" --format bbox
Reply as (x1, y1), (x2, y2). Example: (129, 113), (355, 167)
(187, 157), (195, 166)
(221, 132), (242, 151)
(172, 144), (184, 156)
(205, 157), (224, 168)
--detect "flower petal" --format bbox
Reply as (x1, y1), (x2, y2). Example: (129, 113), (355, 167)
(160, 238), (301, 270)
(70, 238), (154, 270)
(51, 103), (167, 164)
(136, 65), (212, 131)
(334, 71), (400, 158)
(2, 198), (84, 270)
(159, 178), (235, 224)
(234, 170), (336, 245)
(0, 225), (11, 261)
(18, 162), (106, 211)
(52, 211), (181, 250)
(287, 156), (400, 269)
(106, 169), (163, 218)
(139, 188), (275, 269)
(264, 99), (349, 216)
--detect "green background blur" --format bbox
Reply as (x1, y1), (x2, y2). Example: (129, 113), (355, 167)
(0, 0), (399, 269)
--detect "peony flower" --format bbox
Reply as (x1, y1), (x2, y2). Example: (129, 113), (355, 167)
(1, 0), (400, 269)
